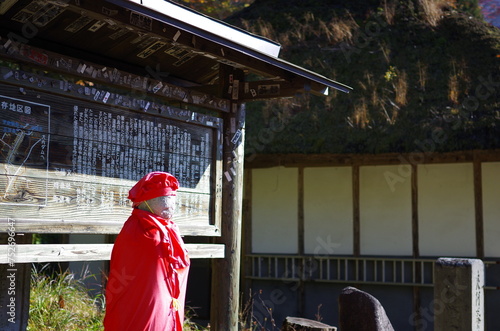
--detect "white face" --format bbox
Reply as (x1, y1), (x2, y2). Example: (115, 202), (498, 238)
(146, 195), (177, 219)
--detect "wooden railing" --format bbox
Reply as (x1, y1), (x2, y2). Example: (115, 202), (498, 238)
(246, 254), (500, 289)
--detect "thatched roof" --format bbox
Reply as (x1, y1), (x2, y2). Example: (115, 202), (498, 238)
(227, 0), (500, 156)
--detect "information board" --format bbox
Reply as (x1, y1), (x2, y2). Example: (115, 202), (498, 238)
(0, 84), (222, 235)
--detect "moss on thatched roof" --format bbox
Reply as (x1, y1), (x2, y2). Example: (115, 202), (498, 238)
(227, 0), (500, 156)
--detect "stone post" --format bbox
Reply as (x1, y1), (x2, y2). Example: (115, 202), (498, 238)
(434, 258), (484, 331)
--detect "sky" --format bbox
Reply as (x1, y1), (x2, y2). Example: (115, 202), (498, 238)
(479, 0), (500, 27)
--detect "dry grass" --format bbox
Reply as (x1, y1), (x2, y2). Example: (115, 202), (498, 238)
(448, 72), (460, 104)
(320, 14), (359, 44)
(419, 0), (458, 26)
(419, 0), (442, 26)
(379, 41), (392, 63)
(417, 61), (428, 91)
(448, 58), (469, 104)
(353, 98), (370, 128)
(240, 18), (277, 41)
(382, 0), (397, 25)
(281, 12), (319, 45)
(356, 67), (407, 127)
(242, 11), (359, 48)
(394, 70), (408, 106)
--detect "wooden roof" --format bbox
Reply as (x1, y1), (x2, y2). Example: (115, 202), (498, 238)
(0, 0), (351, 102)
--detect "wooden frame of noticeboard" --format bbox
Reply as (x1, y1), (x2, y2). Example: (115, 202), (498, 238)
(0, 58), (223, 238)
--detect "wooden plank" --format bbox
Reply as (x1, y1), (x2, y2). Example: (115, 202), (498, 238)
(0, 176), (211, 224)
(282, 316), (337, 330)
(186, 244), (225, 259)
(0, 218), (220, 236)
(0, 243), (224, 263)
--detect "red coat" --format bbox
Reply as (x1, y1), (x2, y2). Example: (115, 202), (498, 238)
(104, 208), (190, 331)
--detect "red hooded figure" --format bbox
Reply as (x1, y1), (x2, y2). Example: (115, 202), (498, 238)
(104, 172), (190, 331)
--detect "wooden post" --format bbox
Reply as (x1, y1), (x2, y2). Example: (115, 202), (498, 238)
(473, 156), (484, 259)
(411, 163), (422, 331)
(411, 163), (419, 259)
(0, 232), (32, 331)
(352, 165), (360, 256)
(298, 167), (305, 256)
(241, 168), (253, 301)
(211, 66), (246, 330)
(297, 166), (305, 316)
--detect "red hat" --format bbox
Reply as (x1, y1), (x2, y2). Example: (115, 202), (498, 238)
(128, 172), (179, 207)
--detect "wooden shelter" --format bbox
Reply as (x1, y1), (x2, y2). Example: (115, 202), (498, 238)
(0, 0), (351, 330)
(244, 150), (500, 329)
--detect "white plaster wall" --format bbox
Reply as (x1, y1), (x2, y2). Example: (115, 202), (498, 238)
(251, 167), (298, 254)
(304, 167), (353, 255)
(418, 163), (475, 257)
(483, 162), (500, 258)
(360, 165), (412, 256)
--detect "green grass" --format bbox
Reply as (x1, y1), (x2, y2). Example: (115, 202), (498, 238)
(27, 265), (208, 331)
(28, 266), (105, 331)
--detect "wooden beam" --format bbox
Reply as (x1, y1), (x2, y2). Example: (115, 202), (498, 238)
(297, 166), (305, 316)
(411, 164), (419, 259)
(352, 165), (360, 257)
(193, 80), (303, 101)
(473, 156), (484, 259)
(241, 80), (304, 101)
(241, 168), (253, 299)
(411, 164), (423, 331)
(0, 243), (224, 264)
(245, 150), (500, 169)
(0, 43), (231, 113)
(298, 167), (305, 255)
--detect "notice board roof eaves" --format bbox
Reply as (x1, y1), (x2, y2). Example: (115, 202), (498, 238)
(120, 0), (282, 58)
(0, 0), (352, 97)
(113, 0), (352, 95)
